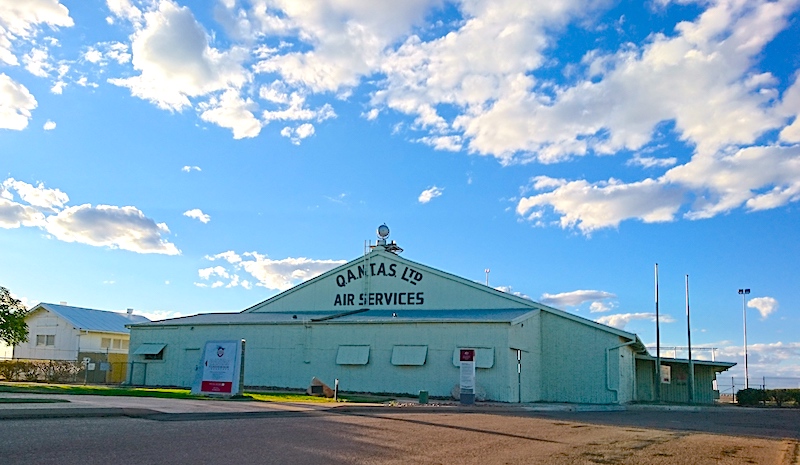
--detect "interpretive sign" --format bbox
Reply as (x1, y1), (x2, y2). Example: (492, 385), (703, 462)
(192, 340), (244, 397)
(459, 349), (476, 405)
(660, 364), (671, 384)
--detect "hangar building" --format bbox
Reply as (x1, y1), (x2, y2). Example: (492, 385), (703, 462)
(128, 228), (733, 404)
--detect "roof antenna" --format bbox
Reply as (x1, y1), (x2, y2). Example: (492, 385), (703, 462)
(371, 224), (403, 254)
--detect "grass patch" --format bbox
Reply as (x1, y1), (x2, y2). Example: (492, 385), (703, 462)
(0, 397), (70, 404)
(0, 382), (393, 404)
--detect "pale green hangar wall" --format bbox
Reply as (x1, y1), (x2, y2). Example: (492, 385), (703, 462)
(129, 319), (523, 402)
(539, 311), (636, 404)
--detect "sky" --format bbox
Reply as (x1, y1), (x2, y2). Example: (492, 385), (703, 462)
(1, 0), (799, 386)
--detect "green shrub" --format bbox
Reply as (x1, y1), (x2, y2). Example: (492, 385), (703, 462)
(737, 388), (767, 406)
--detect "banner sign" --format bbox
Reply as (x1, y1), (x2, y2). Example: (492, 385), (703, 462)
(660, 364), (671, 384)
(192, 340), (244, 396)
(459, 349), (476, 391)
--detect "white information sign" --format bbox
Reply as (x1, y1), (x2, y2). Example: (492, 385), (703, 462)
(459, 349), (476, 391)
(660, 364), (671, 384)
(192, 340), (244, 396)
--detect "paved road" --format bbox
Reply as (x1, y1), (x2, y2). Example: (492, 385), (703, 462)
(1, 403), (798, 464)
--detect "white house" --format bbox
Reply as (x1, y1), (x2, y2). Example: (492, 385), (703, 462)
(13, 303), (149, 383)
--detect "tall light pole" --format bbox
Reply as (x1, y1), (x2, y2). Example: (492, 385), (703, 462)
(739, 288), (751, 389)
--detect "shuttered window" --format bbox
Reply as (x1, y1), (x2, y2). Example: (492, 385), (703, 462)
(391, 346), (428, 366)
(336, 345), (370, 365)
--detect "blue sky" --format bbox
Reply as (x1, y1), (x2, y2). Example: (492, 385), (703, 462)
(1, 0), (799, 383)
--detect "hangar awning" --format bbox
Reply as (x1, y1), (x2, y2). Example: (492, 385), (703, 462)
(133, 343), (166, 355)
(336, 345), (370, 365)
(391, 345), (428, 366)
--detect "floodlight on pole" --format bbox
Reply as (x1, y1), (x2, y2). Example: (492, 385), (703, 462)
(738, 288), (751, 389)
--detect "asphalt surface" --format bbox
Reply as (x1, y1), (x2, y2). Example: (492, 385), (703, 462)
(1, 394), (798, 464)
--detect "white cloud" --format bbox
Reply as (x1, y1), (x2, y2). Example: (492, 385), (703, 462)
(105, 0), (142, 23)
(0, 0), (73, 66)
(518, 176), (684, 234)
(626, 155), (677, 169)
(418, 186), (444, 204)
(199, 89), (261, 139)
(137, 309), (185, 322)
(715, 341), (800, 379)
(748, 296), (778, 320)
(540, 289), (616, 308)
(2, 178), (68, 211)
(198, 266), (229, 280)
(494, 286), (531, 300)
(43, 120), (56, 130)
(244, 0), (435, 93)
(44, 204), (180, 255)
(280, 123), (316, 145)
(200, 251), (346, 291)
(0, 198), (46, 228)
(109, 0), (248, 112)
(181, 165), (201, 172)
(595, 312), (676, 330)
(0, 74), (37, 130)
(1, 178), (178, 257)
(183, 208), (210, 223)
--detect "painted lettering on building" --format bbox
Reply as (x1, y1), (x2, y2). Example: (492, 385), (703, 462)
(333, 262), (426, 306)
(335, 262), (424, 287)
(333, 292), (425, 306)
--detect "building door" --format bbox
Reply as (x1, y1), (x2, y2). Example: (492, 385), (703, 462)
(181, 348), (200, 388)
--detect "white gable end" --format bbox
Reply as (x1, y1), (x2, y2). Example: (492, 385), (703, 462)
(246, 249), (535, 313)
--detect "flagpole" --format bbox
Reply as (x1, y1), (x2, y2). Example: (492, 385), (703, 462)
(655, 263), (661, 402)
(686, 274), (694, 404)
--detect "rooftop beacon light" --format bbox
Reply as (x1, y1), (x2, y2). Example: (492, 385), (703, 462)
(373, 224), (403, 254)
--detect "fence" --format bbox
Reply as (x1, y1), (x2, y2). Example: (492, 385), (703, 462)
(716, 376), (800, 402)
(0, 359), (128, 384)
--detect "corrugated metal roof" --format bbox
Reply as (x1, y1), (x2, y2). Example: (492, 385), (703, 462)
(130, 308), (537, 326)
(334, 309), (536, 323)
(131, 311), (343, 326)
(36, 303), (150, 334)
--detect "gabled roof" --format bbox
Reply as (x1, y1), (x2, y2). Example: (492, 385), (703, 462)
(32, 303), (150, 334)
(238, 247), (640, 342)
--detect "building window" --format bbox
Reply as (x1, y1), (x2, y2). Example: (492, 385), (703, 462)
(121, 340), (129, 350)
(391, 345), (428, 366)
(112, 339), (122, 349)
(336, 345), (370, 365)
(36, 335), (55, 346)
(101, 338), (111, 349)
(134, 343), (167, 361)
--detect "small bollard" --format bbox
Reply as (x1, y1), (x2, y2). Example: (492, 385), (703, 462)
(418, 390), (428, 404)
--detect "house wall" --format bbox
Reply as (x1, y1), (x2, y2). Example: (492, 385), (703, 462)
(13, 309), (81, 360)
(539, 312), (636, 404)
(12, 309), (131, 362)
(129, 320), (522, 401)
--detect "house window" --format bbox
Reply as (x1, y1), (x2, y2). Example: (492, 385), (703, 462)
(121, 340), (129, 350)
(112, 339), (122, 349)
(101, 338), (111, 349)
(144, 350), (164, 361)
(36, 335), (55, 346)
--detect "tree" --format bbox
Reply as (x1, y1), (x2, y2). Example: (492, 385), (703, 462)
(0, 286), (29, 346)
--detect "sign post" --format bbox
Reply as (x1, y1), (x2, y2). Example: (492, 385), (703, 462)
(459, 349), (476, 405)
(192, 340), (245, 397)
